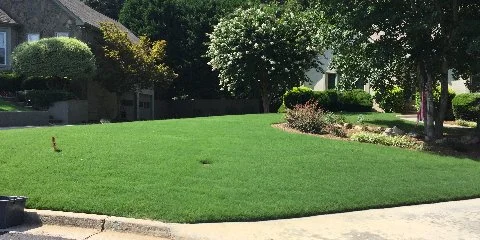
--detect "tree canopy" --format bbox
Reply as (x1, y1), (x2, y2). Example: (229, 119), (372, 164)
(206, 3), (325, 112)
(315, 0), (480, 140)
(119, 0), (257, 100)
(98, 22), (176, 96)
(81, 0), (125, 19)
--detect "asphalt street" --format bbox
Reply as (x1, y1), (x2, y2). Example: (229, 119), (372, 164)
(0, 232), (71, 240)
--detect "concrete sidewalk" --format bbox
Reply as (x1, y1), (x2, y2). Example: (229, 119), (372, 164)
(396, 114), (468, 128)
(2, 199), (479, 240)
(170, 199), (480, 240)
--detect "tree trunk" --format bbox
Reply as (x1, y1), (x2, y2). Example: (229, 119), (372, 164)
(261, 95), (271, 113)
(477, 118), (480, 134)
(260, 73), (271, 113)
(425, 73), (436, 141)
(434, 57), (449, 138)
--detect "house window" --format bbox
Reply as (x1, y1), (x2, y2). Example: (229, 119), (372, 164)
(55, 32), (69, 37)
(139, 102), (151, 109)
(27, 33), (40, 42)
(355, 79), (365, 89)
(327, 73), (337, 90)
(0, 32), (6, 65)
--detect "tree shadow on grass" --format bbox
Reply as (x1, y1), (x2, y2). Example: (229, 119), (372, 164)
(363, 119), (421, 132)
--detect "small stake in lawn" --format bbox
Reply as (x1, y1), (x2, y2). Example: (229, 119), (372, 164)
(51, 137), (61, 152)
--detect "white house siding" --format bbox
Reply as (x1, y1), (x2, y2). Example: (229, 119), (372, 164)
(305, 50), (336, 91)
(305, 53), (469, 95)
(448, 70), (470, 94)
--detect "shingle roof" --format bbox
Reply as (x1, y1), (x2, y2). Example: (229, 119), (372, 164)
(55, 0), (139, 42)
(0, 8), (16, 24)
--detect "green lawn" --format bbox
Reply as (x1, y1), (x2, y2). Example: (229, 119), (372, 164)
(0, 99), (28, 112)
(1, 114), (479, 223)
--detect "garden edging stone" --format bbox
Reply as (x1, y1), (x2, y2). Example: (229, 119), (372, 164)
(22, 209), (173, 238)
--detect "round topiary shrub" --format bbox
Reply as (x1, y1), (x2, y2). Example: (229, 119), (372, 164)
(452, 93), (480, 122)
(12, 37), (96, 84)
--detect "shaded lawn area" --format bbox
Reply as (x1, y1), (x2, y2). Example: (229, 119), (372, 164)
(0, 99), (29, 112)
(341, 112), (473, 136)
(0, 114), (479, 223)
(341, 112), (421, 131)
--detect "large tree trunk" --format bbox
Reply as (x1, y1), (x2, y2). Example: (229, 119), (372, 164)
(434, 57), (449, 138)
(261, 95), (271, 113)
(417, 62), (436, 141)
(260, 73), (271, 113)
(425, 73), (436, 141)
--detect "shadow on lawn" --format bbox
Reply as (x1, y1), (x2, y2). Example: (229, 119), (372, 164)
(363, 119), (421, 132)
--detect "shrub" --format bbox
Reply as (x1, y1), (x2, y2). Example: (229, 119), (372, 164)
(455, 119), (477, 128)
(452, 93), (480, 122)
(314, 90), (339, 112)
(338, 89), (373, 112)
(22, 76), (70, 90)
(374, 86), (407, 113)
(351, 132), (422, 149)
(277, 103), (287, 113)
(283, 87), (315, 109)
(23, 90), (76, 109)
(282, 87), (372, 112)
(415, 86), (456, 120)
(0, 72), (23, 92)
(285, 100), (347, 135)
(12, 37), (96, 82)
(285, 101), (327, 134)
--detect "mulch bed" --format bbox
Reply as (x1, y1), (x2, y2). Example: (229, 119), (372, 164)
(273, 123), (480, 160)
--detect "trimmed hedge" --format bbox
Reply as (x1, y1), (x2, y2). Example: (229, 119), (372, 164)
(452, 93), (480, 122)
(283, 87), (314, 109)
(315, 90), (340, 112)
(283, 87), (372, 112)
(22, 76), (71, 90)
(0, 72), (23, 92)
(338, 89), (373, 112)
(22, 90), (76, 109)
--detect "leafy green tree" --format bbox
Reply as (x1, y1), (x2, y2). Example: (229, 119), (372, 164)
(315, 0), (480, 140)
(206, 4), (325, 112)
(120, 0), (255, 99)
(98, 22), (176, 115)
(12, 37), (96, 98)
(81, 0), (125, 19)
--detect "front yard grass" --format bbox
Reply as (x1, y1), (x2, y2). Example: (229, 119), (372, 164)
(0, 99), (29, 112)
(0, 113), (479, 223)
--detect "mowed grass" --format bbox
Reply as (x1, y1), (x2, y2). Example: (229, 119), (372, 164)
(1, 114), (479, 223)
(0, 99), (28, 112)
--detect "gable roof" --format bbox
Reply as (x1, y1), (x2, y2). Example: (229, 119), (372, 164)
(54, 0), (139, 42)
(0, 8), (16, 24)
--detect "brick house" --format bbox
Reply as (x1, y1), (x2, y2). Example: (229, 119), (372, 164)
(0, 0), (154, 122)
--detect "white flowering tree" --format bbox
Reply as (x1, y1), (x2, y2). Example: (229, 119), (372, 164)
(206, 4), (325, 112)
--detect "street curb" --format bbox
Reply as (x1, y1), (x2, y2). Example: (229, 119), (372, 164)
(23, 209), (173, 239)
(104, 216), (172, 238)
